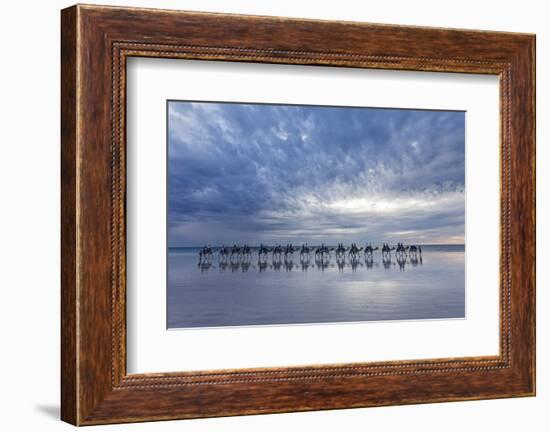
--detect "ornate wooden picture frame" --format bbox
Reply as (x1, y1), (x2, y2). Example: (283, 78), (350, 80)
(61, 4), (535, 425)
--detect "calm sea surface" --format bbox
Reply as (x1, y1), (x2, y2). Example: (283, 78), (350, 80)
(167, 245), (465, 329)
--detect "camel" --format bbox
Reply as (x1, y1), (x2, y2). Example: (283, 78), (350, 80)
(335, 243), (347, 259)
(381, 243), (395, 259)
(257, 244), (271, 263)
(284, 244), (297, 262)
(272, 244), (284, 262)
(363, 243), (379, 258)
(218, 245), (229, 263)
(408, 245), (423, 266)
(347, 243), (364, 262)
(299, 243), (313, 263)
(408, 245), (422, 258)
(241, 244), (252, 262)
(198, 245), (213, 265)
(230, 244), (242, 263)
(396, 243), (409, 256)
(315, 243), (333, 263)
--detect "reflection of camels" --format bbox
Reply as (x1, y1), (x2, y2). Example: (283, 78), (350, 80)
(349, 258), (361, 271)
(365, 255), (374, 270)
(200, 261), (254, 273)
(315, 258), (330, 271)
(410, 253), (422, 266)
(258, 261), (268, 272)
(396, 253), (407, 271)
(198, 261), (212, 272)
(284, 260), (294, 272)
(300, 260), (312, 272)
(382, 252), (392, 269)
(196, 242), (425, 273)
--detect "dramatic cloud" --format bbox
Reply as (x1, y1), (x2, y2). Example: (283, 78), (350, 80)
(168, 101), (465, 246)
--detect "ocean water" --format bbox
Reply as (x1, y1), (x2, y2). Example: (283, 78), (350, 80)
(167, 245), (465, 329)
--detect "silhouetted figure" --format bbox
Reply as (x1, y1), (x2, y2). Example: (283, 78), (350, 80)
(335, 243), (347, 259)
(272, 244), (283, 263)
(198, 245), (213, 264)
(258, 244), (270, 263)
(300, 243), (312, 263)
(348, 243), (363, 262)
(230, 244), (242, 263)
(363, 243), (378, 258)
(218, 245), (229, 263)
(315, 243), (333, 264)
(284, 244), (297, 262)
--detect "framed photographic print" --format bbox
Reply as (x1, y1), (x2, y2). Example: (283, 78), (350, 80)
(61, 4), (535, 425)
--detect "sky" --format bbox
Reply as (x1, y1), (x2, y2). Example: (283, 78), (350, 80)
(167, 101), (465, 247)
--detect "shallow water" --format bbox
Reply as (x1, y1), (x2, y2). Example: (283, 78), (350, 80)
(167, 245), (465, 329)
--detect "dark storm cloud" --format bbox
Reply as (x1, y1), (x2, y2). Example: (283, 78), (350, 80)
(168, 101), (465, 246)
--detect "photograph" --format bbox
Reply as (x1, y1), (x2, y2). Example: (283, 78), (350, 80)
(167, 100), (466, 329)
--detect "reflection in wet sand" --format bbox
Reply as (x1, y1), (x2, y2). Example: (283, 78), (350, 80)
(199, 254), (423, 273)
(168, 245), (464, 329)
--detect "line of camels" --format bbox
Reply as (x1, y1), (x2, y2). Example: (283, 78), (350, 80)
(198, 242), (422, 265)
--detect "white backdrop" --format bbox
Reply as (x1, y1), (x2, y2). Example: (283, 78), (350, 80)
(0, 1), (546, 430)
(127, 59), (500, 373)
